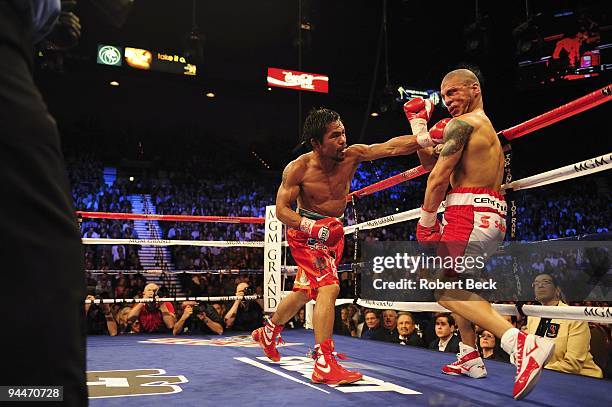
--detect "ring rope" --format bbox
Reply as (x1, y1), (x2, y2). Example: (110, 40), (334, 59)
(76, 211), (265, 224)
(304, 298), (611, 324)
(353, 299), (612, 324)
(85, 294), (260, 304)
(81, 238), (266, 247)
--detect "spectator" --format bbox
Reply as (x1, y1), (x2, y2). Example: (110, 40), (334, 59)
(477, 329), (509, 362)
(396, 312), (425, 347)
(212, 302), (227, 320)
(429, 313), (460, 353)
(527, 273), (603, 378)
(84, 295), (117, 336)
(115, 306), (133, 334)
(127, 283), (176, 333)
(225, 282), (263, 331)
(360, 309), (383, 340)
(288, 307), (307, 329)
(336, 306), (357, 337)
(173, 301), (223, 335)
(372, 309), (399, 342)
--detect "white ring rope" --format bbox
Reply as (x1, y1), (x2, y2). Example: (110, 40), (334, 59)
(302, 299), (611, 324)
(85, 294), (260, 304)
(353, 299), (612, 324)
(82, 238), (265, 247)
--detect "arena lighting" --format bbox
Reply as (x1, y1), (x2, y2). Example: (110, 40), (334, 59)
(129, 176), (134, 182)
(109, 81), (119, 86)
(205, 92), (215, 98)
(370, 112), (379, 117)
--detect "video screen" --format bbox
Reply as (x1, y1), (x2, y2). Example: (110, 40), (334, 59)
(514, 8), (610, 89)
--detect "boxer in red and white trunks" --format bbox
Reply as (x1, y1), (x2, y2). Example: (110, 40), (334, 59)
(287, 208), (345, 297)
(252, 107), (435, 384)
(436, 187), (507, 276)
(408, 68), (555, 400)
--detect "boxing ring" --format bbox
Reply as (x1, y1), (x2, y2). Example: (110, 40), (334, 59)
(81, 85), (611, 405)
(86, 330), (607, 406)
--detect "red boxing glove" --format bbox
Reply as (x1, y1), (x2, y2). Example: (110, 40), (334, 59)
(300, 217), (344, 245)
(403, 97), (434, 136)
(416, 206), (442, 247)
(416, 118), (451, 148)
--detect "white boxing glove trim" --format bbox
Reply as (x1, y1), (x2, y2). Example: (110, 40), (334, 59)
(299, 217), (315, 234)
(416, 132), (433, 148)
(418, 208), (438, 227)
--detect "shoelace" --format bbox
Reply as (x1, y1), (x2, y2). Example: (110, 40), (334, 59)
(448, 353), (463, 366)
(308, 348), (350, 360)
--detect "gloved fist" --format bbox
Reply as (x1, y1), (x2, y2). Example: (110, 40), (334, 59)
(403, 97), (434, 136)
(416, 118), (451, 148)
(300, 217), (344, 245)
(416, 206), (442, 247)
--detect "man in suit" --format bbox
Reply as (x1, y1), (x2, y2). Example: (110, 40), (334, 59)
(397, 312), (425, 347)
(429, 313), (460, 353)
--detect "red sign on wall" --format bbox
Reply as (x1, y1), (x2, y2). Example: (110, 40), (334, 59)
(267, 68), (329, 93)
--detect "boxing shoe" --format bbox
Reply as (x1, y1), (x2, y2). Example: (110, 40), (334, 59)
(511, 331), (555, 400)
(442, 343), (487, 378)
(251, 318), (284, 362)
(311, 339), (363, 385)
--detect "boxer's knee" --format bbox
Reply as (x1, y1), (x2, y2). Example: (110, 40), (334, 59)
(315, 283), (340, 301)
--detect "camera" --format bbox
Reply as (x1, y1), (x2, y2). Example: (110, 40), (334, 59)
(191, 303), (204, 315)
(242, 285), (255, 296)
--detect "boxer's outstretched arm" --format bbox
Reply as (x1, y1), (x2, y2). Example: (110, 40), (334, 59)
(276, 160), (304, 228)
(417, 147), (438, 170)
(348, 135), (420, 163)
(423, 119), (473, 210)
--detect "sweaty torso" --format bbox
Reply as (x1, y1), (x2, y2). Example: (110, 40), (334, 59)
(296, 151), (359, 217)
(450, 110), (504, 190)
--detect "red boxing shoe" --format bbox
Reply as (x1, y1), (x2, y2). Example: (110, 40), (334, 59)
(512, 331), (555, 400)
(442, 349), (487, 378)
(311, 339), (363, 385)
(251, 318), (284, 362)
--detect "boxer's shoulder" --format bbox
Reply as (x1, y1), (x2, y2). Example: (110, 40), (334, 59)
(282, 157), (307, 184)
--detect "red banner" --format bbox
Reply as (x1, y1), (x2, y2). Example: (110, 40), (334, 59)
(267, 67), (329, 93)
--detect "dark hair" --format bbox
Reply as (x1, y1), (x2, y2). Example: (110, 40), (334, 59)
(434, 312), (456, 327)
(364, 309), (379, 318)
(534, 272), (559, 287)
(302, 107), (341, 149)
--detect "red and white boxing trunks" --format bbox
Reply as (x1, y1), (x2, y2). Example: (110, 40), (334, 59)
(288, 209), (344, 300)
(437, 187), (506, 277)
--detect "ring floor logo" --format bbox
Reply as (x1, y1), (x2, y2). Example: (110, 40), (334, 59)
(235, 356), (421, 396)
(139, 334), (304, 347)
(87, 369), (188, 398)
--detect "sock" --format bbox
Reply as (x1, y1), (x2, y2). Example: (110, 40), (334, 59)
(264, 317), (277, 337)
(501, 328), (520, 355)
(459, 342), (476, 357)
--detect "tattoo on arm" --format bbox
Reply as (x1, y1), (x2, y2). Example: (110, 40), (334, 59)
(440, 119), (473, 156)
